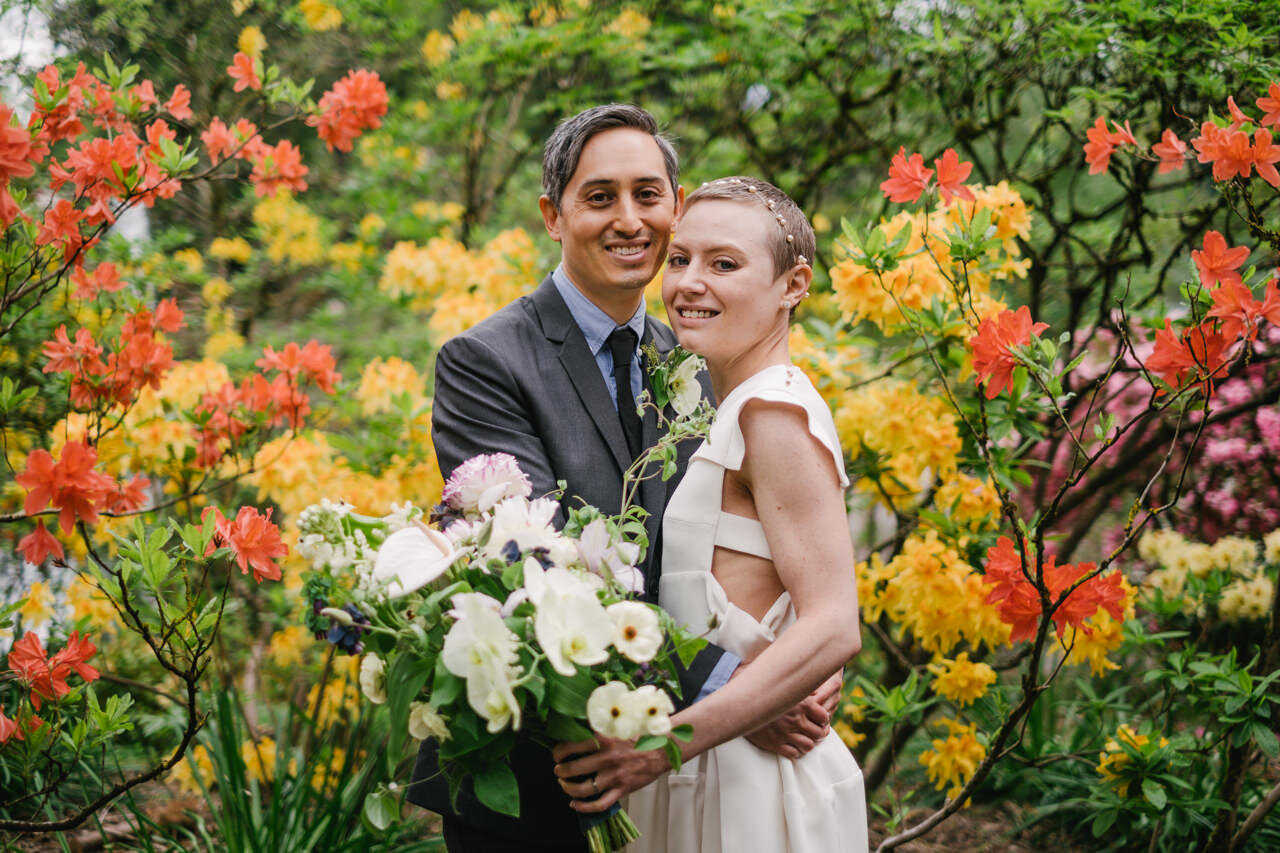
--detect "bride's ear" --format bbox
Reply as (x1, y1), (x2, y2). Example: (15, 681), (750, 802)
(782, 263), (812, 306)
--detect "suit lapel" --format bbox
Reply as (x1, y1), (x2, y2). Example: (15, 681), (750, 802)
(531, 276), (633, 473)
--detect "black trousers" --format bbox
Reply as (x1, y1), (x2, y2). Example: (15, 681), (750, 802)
(441, 815), (589, 853)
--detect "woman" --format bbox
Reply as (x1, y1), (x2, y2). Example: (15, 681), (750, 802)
(554, 177), (869, 851)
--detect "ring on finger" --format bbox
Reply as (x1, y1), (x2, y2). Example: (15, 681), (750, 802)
(590, 775), (600, 796)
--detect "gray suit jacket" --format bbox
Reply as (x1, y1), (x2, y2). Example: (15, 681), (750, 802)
(407, 274), (725, 844)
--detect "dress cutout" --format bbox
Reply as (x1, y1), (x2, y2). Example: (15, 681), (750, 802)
(626, 364), (869, 853)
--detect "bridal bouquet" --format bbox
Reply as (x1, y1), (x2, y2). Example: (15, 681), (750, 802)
(298, 348), (713, 853)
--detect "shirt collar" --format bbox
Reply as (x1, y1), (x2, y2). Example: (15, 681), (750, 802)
(552, 264), (647, 354)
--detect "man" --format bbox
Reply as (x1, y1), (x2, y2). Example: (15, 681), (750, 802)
(409, 104), (836, 852)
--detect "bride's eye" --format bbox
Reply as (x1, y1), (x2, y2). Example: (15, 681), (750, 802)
(713, 258), (737, 272)
(667, 254), (689, 267)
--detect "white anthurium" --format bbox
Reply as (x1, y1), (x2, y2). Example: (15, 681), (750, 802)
(441, 593), (524, 731)
(359, 654), (388, 704)
(629, 684), (675, 736)
(669, 355), (705, 417)
(407, 700), (450, 741)
(607, 601), (663, 663)
(371, 521), (456, 597)
(533, 568), (614, 676)
(587, 681), (644, 740)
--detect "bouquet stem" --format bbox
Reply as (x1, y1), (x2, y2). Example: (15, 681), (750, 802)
(585, 806), (640, 853)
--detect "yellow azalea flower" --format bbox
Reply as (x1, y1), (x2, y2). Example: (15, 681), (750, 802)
(204, 329), (247, 360)
(1219, 575), (1274, 622)
(310, 746), (352, 793)
(249, 432), (339, 518)
(1096, 724), (1168, 797)
(242, 737), (278, 784)
(605, 8), (651, 39)
(268, 624), (312, 669)
(18, 581), (56, 627)
(238, 25), (267, 60)
(919, 718), (986, 800)
(302, 679), (361, 731)
(67, 574), (118, 631)
(712, 3), (736, 18)
(932, 471), (1001, 530)
(421, 30), (455, 66)
(1264, 529), (1280, 564)
(232, 0), (252, 14)
(1062, 576), (1135, 675)
(449, 9), (484, 43)
(209, 237), (254, 264)
(253, 191), (325, 267)
(788, 325), (861, 406)
(358, 212), (385, 240)
(530, 3), (560, 26)
(435, 81), (465, 101)
(834, 719), (865, 748)
(299, 0), (342, 31)
(1209, 536), (1259, 575)
(927, 653), (997, 707)
(202, 276), (232, 307)
(409, 100), (431, 121)
(171, 743), (214, 793)
(356, 357), (428, 416)
(329, 241), (367, 272)
(173, 248), (204, 276)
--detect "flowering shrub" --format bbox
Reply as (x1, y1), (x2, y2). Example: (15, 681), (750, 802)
(0, 50), (385, 831)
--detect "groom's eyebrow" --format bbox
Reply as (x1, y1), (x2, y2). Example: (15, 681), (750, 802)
(578, 175), (668, 191)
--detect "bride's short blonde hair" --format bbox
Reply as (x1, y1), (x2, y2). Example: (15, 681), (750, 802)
(683, 176), (815, 276)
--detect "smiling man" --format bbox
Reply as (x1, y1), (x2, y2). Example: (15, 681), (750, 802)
(408, 104), (837, 853)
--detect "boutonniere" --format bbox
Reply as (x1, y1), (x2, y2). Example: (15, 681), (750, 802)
(641, 344), (705, 418)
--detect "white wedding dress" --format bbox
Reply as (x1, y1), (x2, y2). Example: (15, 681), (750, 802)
(627, 364), (870, 852)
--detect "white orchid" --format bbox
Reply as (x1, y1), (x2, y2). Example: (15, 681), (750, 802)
(526, 566), (614, 676)
(575, 518), (645, 594)
(371, 521), (456, 597)
(441, 593), (524, 732)
(359, 654), (388, 704)
(669, 354), (704, 417)
(408, 700), (450, 741)
(607, 601), (663, 663)
(483, 496), (571, 561)
(587, 681), (644, 740)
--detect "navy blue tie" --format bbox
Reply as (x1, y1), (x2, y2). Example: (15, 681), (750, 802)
(606, 327), (643, 460)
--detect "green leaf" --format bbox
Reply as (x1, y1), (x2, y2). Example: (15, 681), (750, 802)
(473, 761), (520, 817)
(544, 711), (592, 742)
(547, 668), (596, 718)
(1091, 808), (1118, 837)
(362, 788), (399, 833)
(1252, 724), (1279, 758)
(1141, 778), (1167, 810)
(635, 735), (666, 751)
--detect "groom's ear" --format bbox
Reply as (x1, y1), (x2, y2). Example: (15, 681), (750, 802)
(539, 195), (562, 242)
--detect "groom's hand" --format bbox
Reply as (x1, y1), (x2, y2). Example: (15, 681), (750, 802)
(552, 737), (671, 813)
(745, 670), (842, 759)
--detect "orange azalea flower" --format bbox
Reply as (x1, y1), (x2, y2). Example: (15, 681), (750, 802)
(51, 631), (100, 684)
(129, 80), (158, 109)
(1191, 231), (1250, 288)
(71, 261), (126, 299)
(982, 537), (1041, 643)
(1145, 320), (1231, 396)
(1192, 122), (1254, 182)
(1206, 279), (1263, 342)
(165, 84), (192, 121)
(34, 198), (86, 262)
(201, 117), (236, 162)
(256, 339), (341, 392)
(1252, 129), (1280, 188)
(1225, 95), (1252, 131)
(880, 147), (932, 203)
(309, 69), (388, 153)
(204, 506), (288, 583)
(104, 475), (151, 513)
(0, 186), (25, 227)
(227, 51), (262, 93)
(933, 148), (974, 202)
(17, 519), (64, 565)
(967, 305), (1048, 399)
(42, 324), (104, 375)
(8, 632), (86, 710)
(982, 537), (1125, 643)
(1257, 82), (1280, 128)
(1083, 117), (1136, 175)
(0, 101), (40, 182)
(1151, 129), (1187, 174)
(15, 441), (116, 534)
(1261, 277), (1280, 325)
(249, 139), (308, 197)
(0, 707), (22, 744)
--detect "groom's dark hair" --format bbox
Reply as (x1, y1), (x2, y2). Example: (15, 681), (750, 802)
(542, 104), (680, 211)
